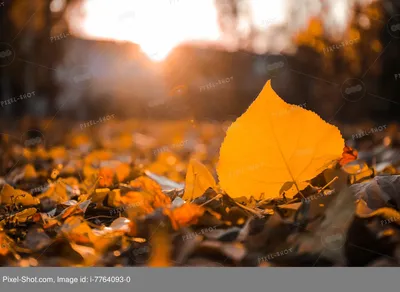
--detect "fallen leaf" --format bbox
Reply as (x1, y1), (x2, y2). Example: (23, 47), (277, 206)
(145, 170), (185, 192)
(279, 181), (310, 198)
(9, 208), (37, 224)
(99, 167), (115, 187)
(0, 232), (13, 256)
(60, 216), (96, 245)
(350, 176), (400, 210)
(164, 203), (205, 230)
(183, 159), (217, 201)
(218, 81), (344, 198)
(342, 160), (374, 184)
(37, 178), (79, 204)
(338, 146), (358, 166)
(129, 176), (171, 208)
(115, 163), (131, 182)
(0, 184), (40, 206)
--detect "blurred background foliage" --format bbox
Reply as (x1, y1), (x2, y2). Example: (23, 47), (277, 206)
(0, 0), (399, 125)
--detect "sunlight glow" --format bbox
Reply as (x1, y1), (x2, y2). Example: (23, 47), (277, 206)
(65, 0), (376, 61)
(66, 0), (220, 61)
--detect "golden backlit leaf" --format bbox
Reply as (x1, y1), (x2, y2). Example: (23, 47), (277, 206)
(182, 159), (217, 201)
(217, 81), (344, 198)
(279, 181), (310, 198)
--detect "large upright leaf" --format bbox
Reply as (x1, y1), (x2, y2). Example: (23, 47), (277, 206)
(217, 81), (344, 198)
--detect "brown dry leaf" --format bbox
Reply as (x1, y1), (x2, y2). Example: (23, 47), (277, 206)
(294, 188), (356, 264)
(0, 184), (40, 206)
(217, 80), (344, 198)
(342, 161), (374, 184)
(182, 159), (217, 201)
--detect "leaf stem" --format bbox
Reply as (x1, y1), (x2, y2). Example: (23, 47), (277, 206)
(234, 201), (263, 218)
(318, 176), (338, 193)
(199, 194), (222, 207)
(293, 182), (305, 199)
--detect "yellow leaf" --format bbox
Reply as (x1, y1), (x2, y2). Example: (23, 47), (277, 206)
(9, 208), (37, 224)
(37, 178), (79, 204)
(182, 159), (217, 201)
(217, 81), (344, 198)
(0, 184), (40, 206)
(60, 216), (96, 245)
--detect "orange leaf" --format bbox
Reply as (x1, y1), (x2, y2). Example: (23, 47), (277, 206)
(217, 80), (344, 198)
(338, 146), (358, 167)
(165, 203), (205, 230)
(99, 167), (115, 187)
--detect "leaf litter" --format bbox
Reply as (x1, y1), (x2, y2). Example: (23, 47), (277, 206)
(1, 82), (400, 266)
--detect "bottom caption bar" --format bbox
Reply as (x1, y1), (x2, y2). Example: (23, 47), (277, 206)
(0, 268), (397, 292)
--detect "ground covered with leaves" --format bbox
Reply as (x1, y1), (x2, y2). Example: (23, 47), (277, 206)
(0, 115), (399, 267)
